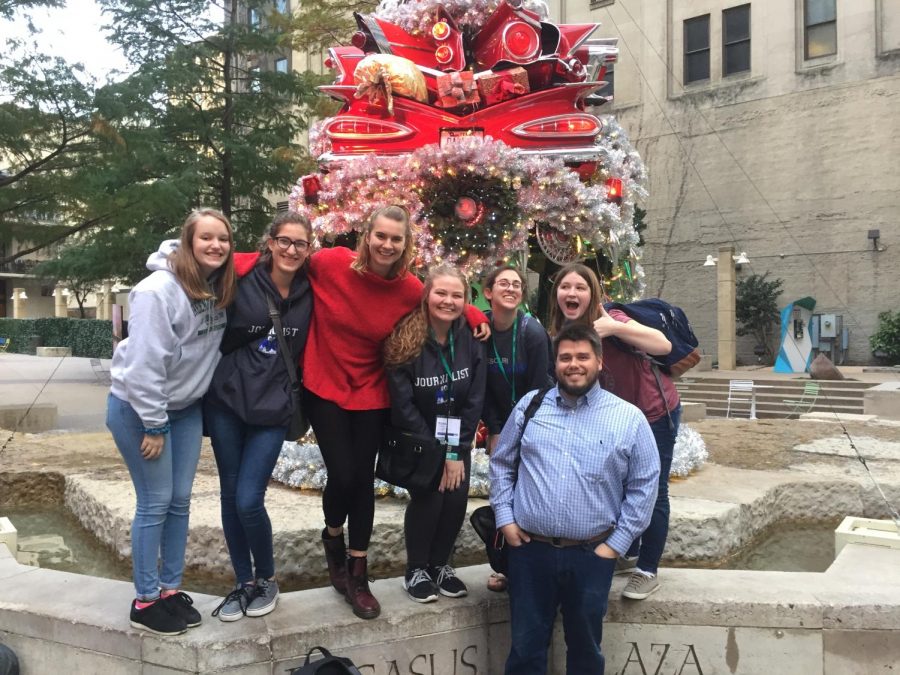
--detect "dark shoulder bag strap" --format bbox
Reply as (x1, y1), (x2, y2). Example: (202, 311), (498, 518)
(512, 385), (553, 472)
(265, 295), (300, 392)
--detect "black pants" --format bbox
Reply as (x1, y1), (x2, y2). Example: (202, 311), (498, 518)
(405, 454), (471, 570)
(305, 390), (387, 552)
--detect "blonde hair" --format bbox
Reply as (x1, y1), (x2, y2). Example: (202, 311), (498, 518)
(384, 264), (469, 367)
(547, 262), (603, 337)
(169, 208), (236, 309)
(351, 205), (415, 278)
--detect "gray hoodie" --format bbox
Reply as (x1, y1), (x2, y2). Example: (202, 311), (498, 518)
(110, 240), (228, 429)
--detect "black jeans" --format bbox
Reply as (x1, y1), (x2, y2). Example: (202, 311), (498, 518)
(405, 454), (471, 570)
(305, 390), (387, 551)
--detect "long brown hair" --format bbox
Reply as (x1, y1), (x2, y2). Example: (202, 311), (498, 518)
(169, 208), (236, 309)
(547, 262), (603, 337)
(384, 264), (469, 367)
(257, 211), (313, 270)
(351, 204), (415, 278)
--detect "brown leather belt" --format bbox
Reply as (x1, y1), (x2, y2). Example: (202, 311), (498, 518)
(527, 528), (613, 548)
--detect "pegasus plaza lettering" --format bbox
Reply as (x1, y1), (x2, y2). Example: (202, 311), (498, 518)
(354, 644), (479, 674)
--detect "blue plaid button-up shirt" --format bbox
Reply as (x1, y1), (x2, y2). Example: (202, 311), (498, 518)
(489, 382), (660, 555)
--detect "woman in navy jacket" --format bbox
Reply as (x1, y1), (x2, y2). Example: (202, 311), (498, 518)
(384, 264), (486, 603)
(204, 211), (313, 622)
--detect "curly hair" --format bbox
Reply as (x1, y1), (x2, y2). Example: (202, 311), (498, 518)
(384, 264), (469, 367)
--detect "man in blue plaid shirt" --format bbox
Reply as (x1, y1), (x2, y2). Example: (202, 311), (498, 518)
(490, 323), (660, 675)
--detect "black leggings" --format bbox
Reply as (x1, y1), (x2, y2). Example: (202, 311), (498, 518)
(405, 454), (471, 570)
(305, 390), (387, 552)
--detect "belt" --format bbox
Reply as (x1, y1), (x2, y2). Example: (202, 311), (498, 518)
(526, 527), (613, 548)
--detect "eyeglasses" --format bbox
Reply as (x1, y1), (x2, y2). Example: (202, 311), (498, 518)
(494, 280), (523, 290)
(273, 236), (310, 252)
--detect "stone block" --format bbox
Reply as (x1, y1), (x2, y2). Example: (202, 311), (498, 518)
(0, 517), (15, 556)
(863, 382), (900, 420)
(696, 354), (713, 371)
(36, 346), (72, 357)
(681, 401), (706, 422)
(0, 630), (140, 675)
(0, 403), (57, 433)
(824, 630), (900, 674)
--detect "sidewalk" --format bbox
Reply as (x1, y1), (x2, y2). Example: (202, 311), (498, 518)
(0, 353), (111, 432)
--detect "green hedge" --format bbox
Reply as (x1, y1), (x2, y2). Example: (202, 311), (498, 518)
(0, 318), (113, 358)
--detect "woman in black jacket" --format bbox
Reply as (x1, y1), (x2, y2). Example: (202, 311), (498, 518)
(205, 212), (313, 622)
(384, 264), (486, 603)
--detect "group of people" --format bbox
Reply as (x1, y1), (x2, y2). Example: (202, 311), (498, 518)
(107, 203), (680, 674)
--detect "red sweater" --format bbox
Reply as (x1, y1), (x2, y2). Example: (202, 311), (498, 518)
(302, 247), (486, 410)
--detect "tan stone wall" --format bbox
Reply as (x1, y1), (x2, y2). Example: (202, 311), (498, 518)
(566, 0), (900, 364)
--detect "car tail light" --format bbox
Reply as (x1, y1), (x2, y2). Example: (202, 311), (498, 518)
(511, 115), (601, 139)
(435, 44), (454, 65)
(432, 21), (451, 41)
(351, 31), (367, 50)
(323, 117), (415, 141)
(502, 21), (540, 62)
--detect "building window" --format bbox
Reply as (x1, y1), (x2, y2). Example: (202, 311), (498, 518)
(684, 14), (710, 84)
(275, 0), (288, 13)
(275, 57), (288, 73)
(276, 201), (289, 212)
(603, 62), (614, 99)
(723, 4), (751, 76)
(248, 7), (260, 27)
(804, 0), (836, 59)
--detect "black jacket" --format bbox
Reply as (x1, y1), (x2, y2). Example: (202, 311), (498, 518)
(483, 310), (553, 434)
(386, 316), (487, 459)
(206, 263), (312, 426)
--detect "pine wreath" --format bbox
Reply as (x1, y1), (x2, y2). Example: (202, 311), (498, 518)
(418, 171), (521, 264)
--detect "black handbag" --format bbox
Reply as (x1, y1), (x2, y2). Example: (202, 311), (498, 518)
(376, 426), (444, 492)
(267, 295), (310, 441)
(289, 646), (362, 675)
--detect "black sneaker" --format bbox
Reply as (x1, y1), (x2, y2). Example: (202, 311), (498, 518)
(431, 564), (468, 598)
(163, 591), (202, 628)
(404, 567), (438, 603)
(130, 599), (187, 636)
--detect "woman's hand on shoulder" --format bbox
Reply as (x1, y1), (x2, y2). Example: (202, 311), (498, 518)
(472, 322), (491, 341)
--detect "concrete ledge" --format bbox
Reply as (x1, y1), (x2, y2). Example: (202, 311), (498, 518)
(0, 543), (898, 674)
(35, 347), (72, 357)
(0, 403), (57, 433)
(681, 401), (706, 422)
(864, 381), (900, 420)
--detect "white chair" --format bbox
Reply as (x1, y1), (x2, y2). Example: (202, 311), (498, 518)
(726, 380), (755, 418)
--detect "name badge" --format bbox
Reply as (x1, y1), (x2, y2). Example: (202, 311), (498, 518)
(435, 416), (461, 447)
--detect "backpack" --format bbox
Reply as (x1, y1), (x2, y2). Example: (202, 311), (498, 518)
(603, 299), (700, 377)
(289, 646), (362, 675)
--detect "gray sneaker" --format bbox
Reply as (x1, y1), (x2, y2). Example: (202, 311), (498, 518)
(614, 556), (638, 576)
(246, 578), (279, 617)
(212, 585), (253, 622)
(622, 572), (659, 600)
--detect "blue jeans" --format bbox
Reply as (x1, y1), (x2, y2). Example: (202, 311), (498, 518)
(627, 405), (681, 574)
(505, 540), (616, 675)
(106, 394), (203, 601)
(205, 402), (287, 584)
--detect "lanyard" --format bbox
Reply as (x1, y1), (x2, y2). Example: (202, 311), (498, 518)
(491, 315), (517, 404)
(435, 328), (455, 380)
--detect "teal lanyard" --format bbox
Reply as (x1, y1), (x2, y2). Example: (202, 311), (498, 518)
(490, 316), (517, 404)
(434, 329), (455, 381)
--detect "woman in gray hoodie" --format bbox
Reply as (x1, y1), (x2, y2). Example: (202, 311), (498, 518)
(106, 208), (236, 636)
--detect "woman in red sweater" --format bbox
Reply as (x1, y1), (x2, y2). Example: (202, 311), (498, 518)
(304, 205), (488, 620)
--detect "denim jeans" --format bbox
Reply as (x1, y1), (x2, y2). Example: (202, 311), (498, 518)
(627, 404), (681, 574)
(505, 540), (616, 675)
(106, 394), (203, 601)
(204, 402), (287, 584)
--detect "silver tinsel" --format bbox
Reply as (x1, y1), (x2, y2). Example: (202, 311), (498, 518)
(271, 426), (706, 498)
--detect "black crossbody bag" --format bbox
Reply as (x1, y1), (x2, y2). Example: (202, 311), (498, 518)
(266, 295), (310, 441)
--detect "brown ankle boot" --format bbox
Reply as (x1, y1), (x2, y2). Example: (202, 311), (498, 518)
(344, 555), (380, 620)
(321, 529), (348, 594)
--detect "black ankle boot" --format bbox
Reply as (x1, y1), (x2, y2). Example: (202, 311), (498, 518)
(322, 528), (348, 594)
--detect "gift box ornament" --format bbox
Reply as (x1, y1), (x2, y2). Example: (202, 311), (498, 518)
(353, 54), (428, 115)
(476, 67), (530, 105)
(435, 71), (480, 109)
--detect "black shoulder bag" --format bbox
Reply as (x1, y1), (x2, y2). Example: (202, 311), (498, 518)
(470, 385), (553, 574)
(289, 646), (362, 675)
(266, 295), (310, 442)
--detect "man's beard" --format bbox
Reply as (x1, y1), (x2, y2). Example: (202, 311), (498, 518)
(557, 370), (599, 398)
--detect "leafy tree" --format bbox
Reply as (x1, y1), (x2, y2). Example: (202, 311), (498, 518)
(282, 0), (377, 54)
(870, 310), (900, 364)
(736, 272), (784, 363)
